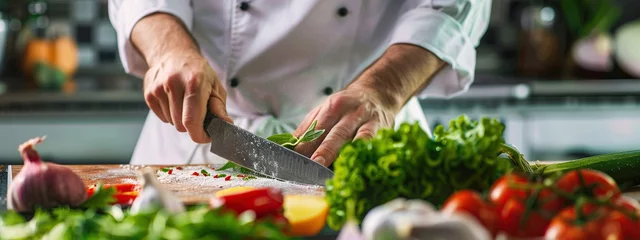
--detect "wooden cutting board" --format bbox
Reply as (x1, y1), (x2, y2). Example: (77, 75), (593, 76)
(9, 164), (325, 205)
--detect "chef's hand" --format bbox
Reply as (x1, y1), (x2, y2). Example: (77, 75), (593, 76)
(143, 51), (233, 143)
(294, 44), (446, 167)
(132, 13), (233, 144)
(293, 83), (398, 167)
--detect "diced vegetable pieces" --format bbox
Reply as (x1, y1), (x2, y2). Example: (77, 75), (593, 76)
(283, 195), (329, 237)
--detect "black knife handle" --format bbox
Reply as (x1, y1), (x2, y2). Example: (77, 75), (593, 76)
(203, 100), (219, 136)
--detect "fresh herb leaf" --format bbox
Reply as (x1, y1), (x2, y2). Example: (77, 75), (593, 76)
(299, 129), (325, 143)
(217, 161), (239, 171)
(201, 169), (210, 176)
(217, 174), (227, 178)
(81, 183), (117, 209)
(160, 167), (171, 172)
(218, 120), (325, 176)
(266, 133), (297, 145)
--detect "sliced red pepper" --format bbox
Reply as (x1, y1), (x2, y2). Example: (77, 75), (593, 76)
(214, 174), (220, 178)
(211, 188), (284, 218)
(113, 191), (139, 205)
(225, 175), (232, 181)
(176, 166), (183, 170)
(192, 172), (199, 176)
(168, 169), (173, 174)
(87, 183), (138, 195)
(86, 184), (140, 206)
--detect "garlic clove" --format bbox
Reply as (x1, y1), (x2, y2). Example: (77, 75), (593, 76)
(130, 168), (185, 214)
(361, 198), (491, 240)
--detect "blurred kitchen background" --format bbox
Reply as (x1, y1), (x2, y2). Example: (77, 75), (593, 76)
(0, 0), (638, 164)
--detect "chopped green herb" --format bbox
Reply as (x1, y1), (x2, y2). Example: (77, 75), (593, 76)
(217, 174), (227, 178)
(160, 167), (171, 172)
(201, 169), (210, 176)
(219, 120), (325, 175)
(0, 205), (290, 239)
(243, 176), (257, 181)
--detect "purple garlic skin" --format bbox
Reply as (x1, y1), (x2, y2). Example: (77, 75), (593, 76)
(8, 137), (87, 212)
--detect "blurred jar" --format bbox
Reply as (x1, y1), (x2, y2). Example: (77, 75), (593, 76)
(17, 0), (78, 92)
(516, 4), (567, 79)
(0, 12), (8, 74)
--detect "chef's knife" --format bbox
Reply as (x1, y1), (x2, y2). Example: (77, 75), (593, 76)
(203, 111), (334, 186)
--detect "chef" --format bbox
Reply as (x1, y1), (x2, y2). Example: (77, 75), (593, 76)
(108, 0), (491, 166)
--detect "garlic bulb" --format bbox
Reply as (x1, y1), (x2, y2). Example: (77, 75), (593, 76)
(361, 198), (491, 240)
(337, 220), (366, 240)
(8, 137), (87, 212)
(130, 167), (185, 214)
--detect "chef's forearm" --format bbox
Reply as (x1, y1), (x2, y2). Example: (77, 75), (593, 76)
(350, 43), (446, 112)
(131, 13), (200, 67)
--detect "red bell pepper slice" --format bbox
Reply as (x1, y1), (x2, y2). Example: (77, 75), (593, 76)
(86, 183), (140, 205)
(210, 188), (284, 218)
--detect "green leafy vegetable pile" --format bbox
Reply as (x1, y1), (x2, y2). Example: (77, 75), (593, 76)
(0, 205), (290, 240)
(218, 120), (325, 174)
(324, 115), (511, 230)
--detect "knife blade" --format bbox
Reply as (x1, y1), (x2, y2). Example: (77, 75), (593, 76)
(203, 112), (334, 186)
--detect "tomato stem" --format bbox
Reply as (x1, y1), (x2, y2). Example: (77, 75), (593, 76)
(500, 143), (533, 173)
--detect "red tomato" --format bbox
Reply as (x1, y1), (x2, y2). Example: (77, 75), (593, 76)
(556, 169), (620, 200)
(498, 198), (550, 237)
(489, 174), (564, 237)
(604, 211), (640, 240)
(536, 188), (565, 215)
(615, 196), (640, 212)
(545, 206), (622, 240)
(602, 196), (640, 240)
(442, 190), (498, 237)
(489, 174), (529, 206)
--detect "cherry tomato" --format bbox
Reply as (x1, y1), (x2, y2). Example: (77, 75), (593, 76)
(556, 169), (620, 200)
(536, 188), (565, 215)
(545, 206), (622, 240)
(603, 196), (640, 240)
(498, 198), (550, 237)
(615, 196), (640, 213)
(489, 174), (564, 237)
(604, 211), (640, 240)
(442, 190), (498, 237)
(489, 174), (529, 206)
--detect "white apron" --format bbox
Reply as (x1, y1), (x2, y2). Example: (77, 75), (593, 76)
(108, 0), (492, 165)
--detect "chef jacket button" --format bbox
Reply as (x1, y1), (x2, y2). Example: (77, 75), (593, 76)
(323, 87), (334, 95)
(230, 78), (240, 88)
(239, 2), (250, 11)
(337, 7), (349, 17)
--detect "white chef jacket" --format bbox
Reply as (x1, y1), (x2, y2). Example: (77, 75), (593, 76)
(108, 0), (491, 165)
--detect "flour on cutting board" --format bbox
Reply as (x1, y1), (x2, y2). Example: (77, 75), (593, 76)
(154, 166), (324, 196)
